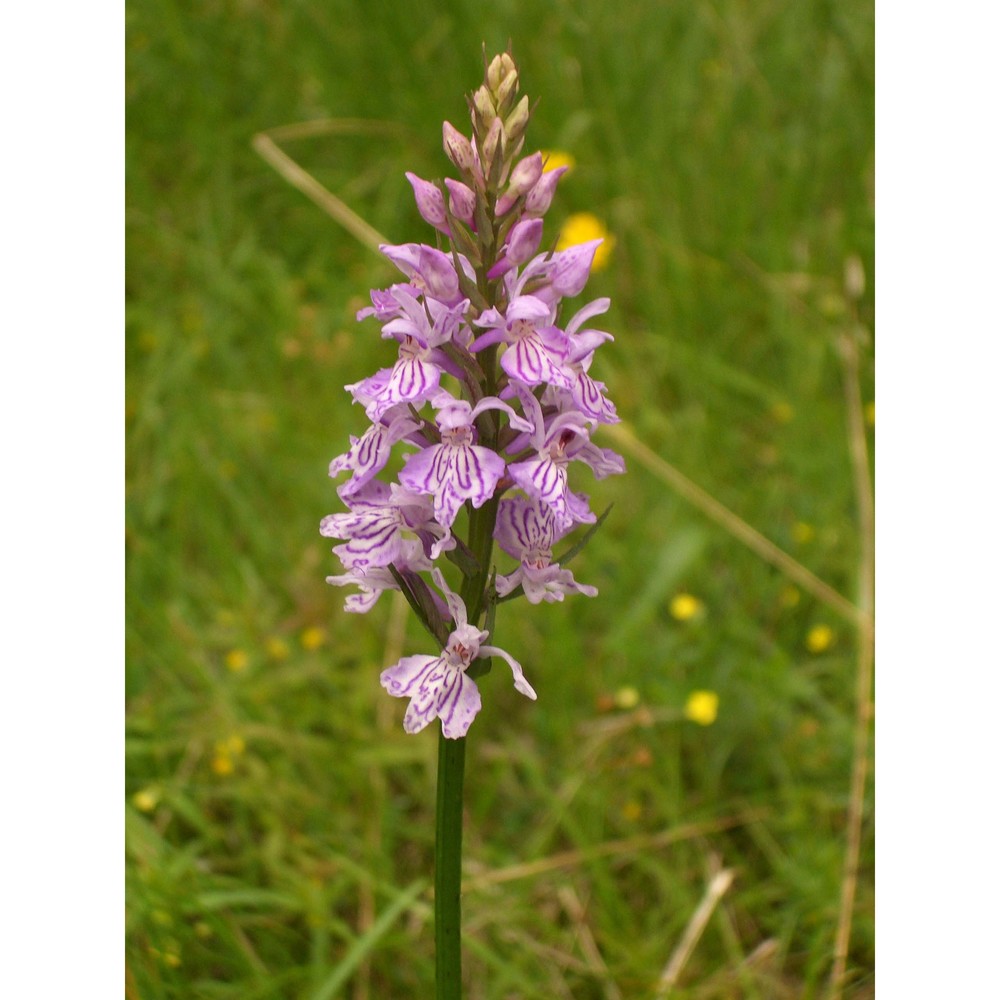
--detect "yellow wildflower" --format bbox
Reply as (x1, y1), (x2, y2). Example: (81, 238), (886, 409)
(132, 787), (160, 813)
(224, 648), (248, 673)
(300, 625), (327, 650)
(540, 149), (575, 174)
(792, 522), (815, 544)
(211, 754), (234, 777)
(806, 624), (834, 654)
(556, 212), (615, 271)
(684, 690), (719, 726)
(669, 593), (704, 621)
(614, 686), (640, 710)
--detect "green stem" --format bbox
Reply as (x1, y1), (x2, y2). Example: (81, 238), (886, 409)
(435, 731), (466, 1000)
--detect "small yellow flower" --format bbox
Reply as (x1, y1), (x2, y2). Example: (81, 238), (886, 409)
(556, 212), (615, 271)
(221, 734), (246, 756)
(684, 690), (719, 726)
(806, 624), (834, 654)
(265, 636), (290, 660)
(132, 787), (161, 813)
(792, 522), (815, 544)
(211, 754), (234, 776)
(669, 593), (704, 621)
(614, 686), (640, 710)
(622, 800), (643, 822)
(224, 648), (248, 673)
(300, 625), (327, 650)
(540, 149), (575, 174)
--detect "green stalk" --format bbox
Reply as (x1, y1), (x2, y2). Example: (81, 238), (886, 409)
(434, 732), (466, 1000)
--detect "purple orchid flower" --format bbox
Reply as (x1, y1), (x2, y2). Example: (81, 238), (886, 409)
(320, 482), (453, 572)
(380, 243), (468, 306)
(494, 496), (598, 604)
(328, 405), (423, 499)
(398, 392), (532, 529)
(471, 294), (573, 390)
(380, 569), (536, 738)
(326, 537), (433, 614)
(506, 386), (622, 528)
(345, 337), (443, 422)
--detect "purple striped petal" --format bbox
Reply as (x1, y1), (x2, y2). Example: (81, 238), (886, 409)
(434, 668), (482, 738)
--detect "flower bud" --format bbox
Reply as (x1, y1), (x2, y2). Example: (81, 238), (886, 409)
(524, 165), (568, 216)
(472, 85), (496, 128)
(507, 152), (543, 197)
(487, 52), (517, 94)
(405, 172), (449, 234)
(444, 178), (476, 225)
(442, 122), (474, 172)
(495, 70), (519, 115)
(478, 116), (504, 177)
(503, 95), (530, 142)
(506, 218), (544, 264)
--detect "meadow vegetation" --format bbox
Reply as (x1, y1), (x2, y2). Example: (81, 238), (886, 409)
(126, 1), (874, 996)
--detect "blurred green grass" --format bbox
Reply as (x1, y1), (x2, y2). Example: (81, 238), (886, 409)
(126, 1), (874, 997)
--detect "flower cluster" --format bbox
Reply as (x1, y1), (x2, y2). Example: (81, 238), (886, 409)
(322, 52), (624, 738)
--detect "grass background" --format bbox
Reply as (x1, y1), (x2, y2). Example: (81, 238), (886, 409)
(125, 1), (874, 997)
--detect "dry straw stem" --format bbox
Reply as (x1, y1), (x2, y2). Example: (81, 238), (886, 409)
(462, 810), (765, 892)
(557, 883), (624, 1000)
(654, 865), (736, 998)
(252, 119), (399, 254)
(827, 321), (875, 999)
(602, 422), (869, 632)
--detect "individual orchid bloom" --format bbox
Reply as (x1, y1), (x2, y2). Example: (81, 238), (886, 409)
(320, 482), (452, 572)
(326, 538), (432, 614)
(506, 387), (604, 528)
(380, 243), (466, 305)
(542, 296), (620, 424)
(471, 294), (574, 389)
(398, 392), (531, 529)
(380, 569), (536, 738)
(494, 496), (598, 604)
(328, 406), (423, 499)
(346, 336), (443, 421)
(379, 287), (470, 353)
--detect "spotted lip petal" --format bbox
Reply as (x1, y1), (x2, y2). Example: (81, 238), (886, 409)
(381, 654), (483, 739)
